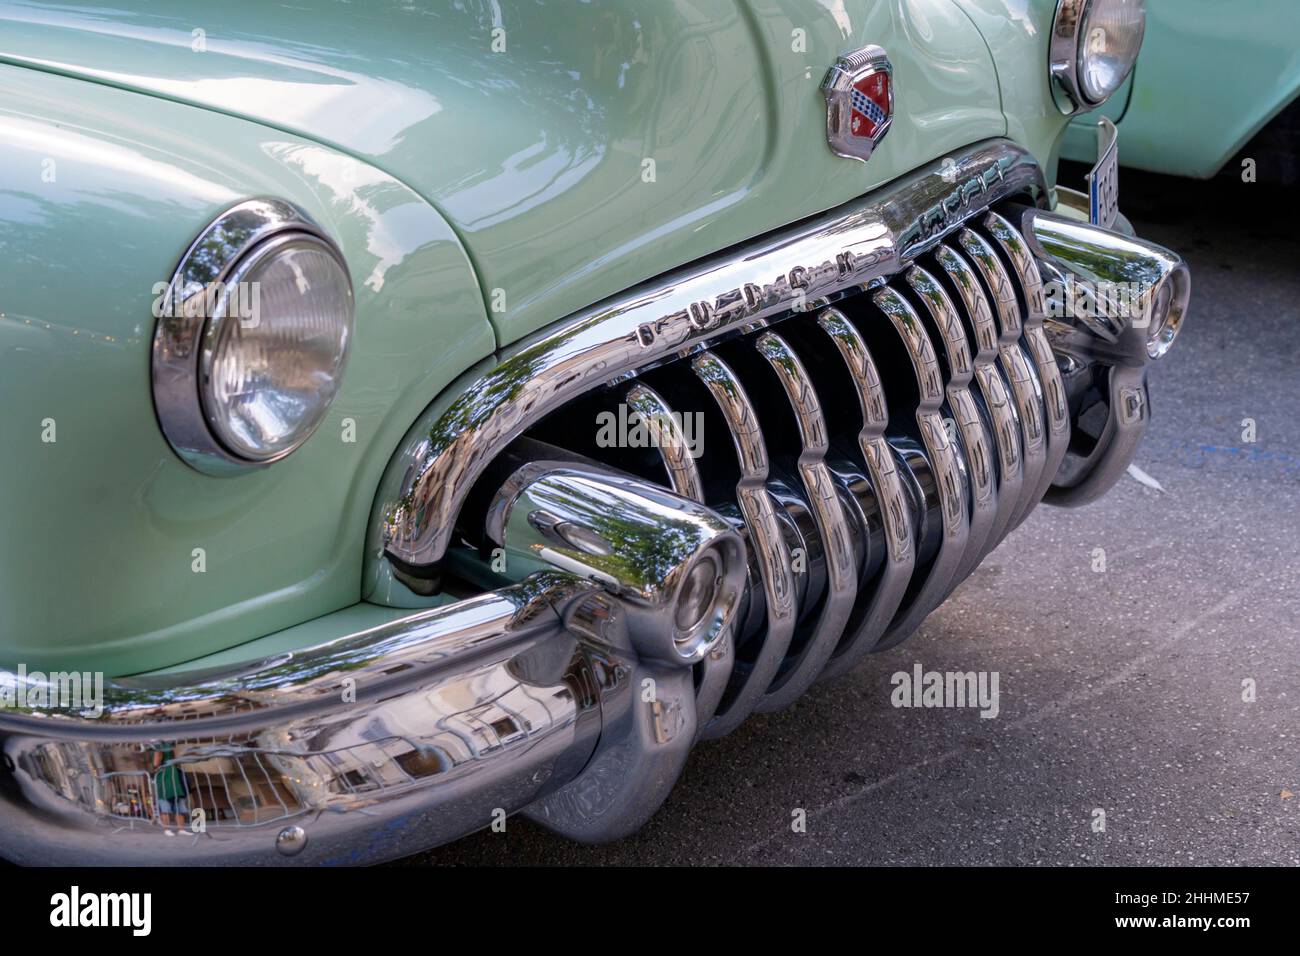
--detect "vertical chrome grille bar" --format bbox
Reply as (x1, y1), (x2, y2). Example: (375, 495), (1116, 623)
(624, 382), (731, 731)
(813, 307), (915, 680)
(872, 286), (971, 648)
(904, 265), (999, 583)
(751, 331), (857, 712)
(932, 243), (1025, 557)
(957, 228), (1048, 532)
(625, 383), (705, 503)
(691, 352), (797, 737)
(980, 211), (1071, 520)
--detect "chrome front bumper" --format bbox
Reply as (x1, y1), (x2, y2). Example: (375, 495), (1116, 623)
(0, 138), (1188, 865)
(2, 474), (747, 864)
(1, 576), (609, 864)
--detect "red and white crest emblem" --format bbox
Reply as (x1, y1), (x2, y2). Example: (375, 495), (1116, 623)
(821, 46), (894, 162)
(849, 71), (891, 140)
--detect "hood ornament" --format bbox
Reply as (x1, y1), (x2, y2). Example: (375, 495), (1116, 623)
(821, 45), (893, 162)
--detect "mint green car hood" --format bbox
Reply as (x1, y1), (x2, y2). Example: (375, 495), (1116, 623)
(0, 0), (1015, 346)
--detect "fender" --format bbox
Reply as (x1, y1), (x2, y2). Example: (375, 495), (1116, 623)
(0, 65), (493, 676)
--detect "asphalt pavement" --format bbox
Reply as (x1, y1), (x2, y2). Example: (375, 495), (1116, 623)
(401, 165), (1299, 866)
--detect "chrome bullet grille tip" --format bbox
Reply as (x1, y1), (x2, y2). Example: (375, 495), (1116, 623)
(484, 461), (747, 666)
(1019, 207), (1191, 363)
(670, 538), (746, 661)
(1145, 263), (1190, 360)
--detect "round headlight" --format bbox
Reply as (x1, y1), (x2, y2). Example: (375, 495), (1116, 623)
(152, 199), (354, 475)
(1050, 0), (1146, 113)
(201, 234), (352, 462)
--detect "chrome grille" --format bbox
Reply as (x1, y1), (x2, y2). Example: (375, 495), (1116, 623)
(498, 208), (1068, 734)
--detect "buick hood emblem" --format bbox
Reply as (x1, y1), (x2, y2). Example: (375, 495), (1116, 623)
(821, 45), (894, 162)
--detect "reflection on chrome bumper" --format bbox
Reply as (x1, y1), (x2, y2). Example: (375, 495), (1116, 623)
(1, 575), (606, 865)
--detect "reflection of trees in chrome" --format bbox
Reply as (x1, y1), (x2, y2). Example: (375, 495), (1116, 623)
(389, 306), (620, 526)
(1038, 233), (1159, 287)
(526, 477), (703, 593)
(60, 573), (584, 725)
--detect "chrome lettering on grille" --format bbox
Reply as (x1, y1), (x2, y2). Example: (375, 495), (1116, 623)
(914, 162), (1008, 250)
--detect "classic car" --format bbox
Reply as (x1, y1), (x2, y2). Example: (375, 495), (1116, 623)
(1061, 0), (1300, 181)
(0, 0), (1189, 865)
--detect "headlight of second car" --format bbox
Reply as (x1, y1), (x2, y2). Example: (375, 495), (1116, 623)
(152, 199), (353, 475)
(1050, 0), (1146, 113)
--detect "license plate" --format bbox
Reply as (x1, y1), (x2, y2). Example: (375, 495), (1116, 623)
(1087, 117), (1119, 229)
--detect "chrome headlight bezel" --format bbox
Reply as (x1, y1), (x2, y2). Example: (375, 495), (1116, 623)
(151, 199), (353, 476)
(1049, 0), (1146, 114)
